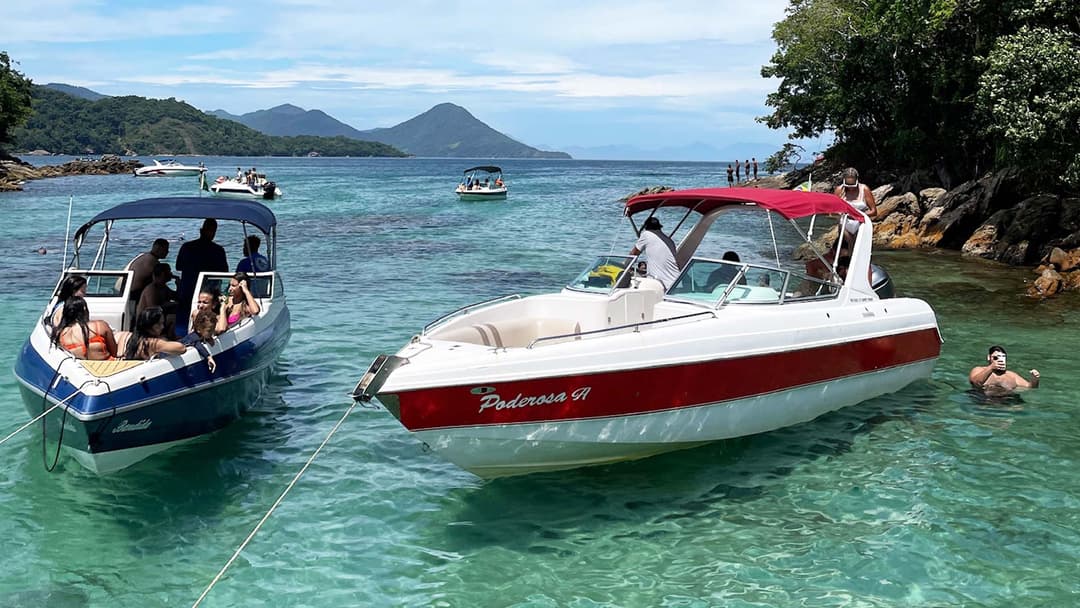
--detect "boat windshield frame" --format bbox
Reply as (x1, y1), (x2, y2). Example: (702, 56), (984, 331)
(565, 255), (637, 294)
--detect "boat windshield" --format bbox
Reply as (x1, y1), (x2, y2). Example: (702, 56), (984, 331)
(567, 255), (633, 293)
(667, 257), (841, 307)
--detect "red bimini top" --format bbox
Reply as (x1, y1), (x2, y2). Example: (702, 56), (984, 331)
(625, 187), (865, 223)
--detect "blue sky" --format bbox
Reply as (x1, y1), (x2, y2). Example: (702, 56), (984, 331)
(0, 0), (830, 158)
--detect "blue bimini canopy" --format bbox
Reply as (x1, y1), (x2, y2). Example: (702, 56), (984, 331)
(74, 197), (278, 241)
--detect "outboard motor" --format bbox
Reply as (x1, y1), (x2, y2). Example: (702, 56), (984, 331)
(262, 181), (276, 200)
(870, 264), (895, 299)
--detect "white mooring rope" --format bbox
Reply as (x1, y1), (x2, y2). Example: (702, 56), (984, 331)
(0, 387), (84, 448)
(191, 399), (362, 607)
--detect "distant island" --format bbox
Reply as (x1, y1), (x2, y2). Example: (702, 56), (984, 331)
(12, 85), (407, 157)
(212, 102), (571, 159)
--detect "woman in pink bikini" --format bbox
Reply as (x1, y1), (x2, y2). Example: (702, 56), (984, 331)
(223, 273), (261, 327)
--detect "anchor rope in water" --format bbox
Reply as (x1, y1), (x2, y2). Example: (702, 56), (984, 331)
(0, 381), (88, 448)
(192, 399), (362, 608)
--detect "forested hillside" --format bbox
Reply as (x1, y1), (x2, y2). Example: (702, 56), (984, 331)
(13, 86), (407, 157)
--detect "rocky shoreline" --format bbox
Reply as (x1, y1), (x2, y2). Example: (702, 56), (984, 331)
(630, 168), (1079, 299)
(0, 154), (143, 191)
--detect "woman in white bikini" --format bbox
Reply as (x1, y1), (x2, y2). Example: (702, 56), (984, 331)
(833, 167), (878, 250)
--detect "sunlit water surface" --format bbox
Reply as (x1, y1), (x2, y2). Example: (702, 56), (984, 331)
(1, 157), (1078, 607)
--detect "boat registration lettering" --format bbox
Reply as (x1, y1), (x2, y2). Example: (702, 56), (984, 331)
(477, 386), (591, 414)
(112, 418), (152, 433)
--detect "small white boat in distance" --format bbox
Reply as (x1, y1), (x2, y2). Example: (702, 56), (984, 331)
(207, 175), (282, 200)
(455, 165), (507, 200)
(353, 187), (941, 478)
(134, 159), (207, 177)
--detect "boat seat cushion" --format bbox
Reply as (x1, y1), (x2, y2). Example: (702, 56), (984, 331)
(437, 319), (582, 348)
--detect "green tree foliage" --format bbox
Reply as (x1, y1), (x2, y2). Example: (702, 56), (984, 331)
(12, 86), (408, 157)
(978, 26), (1080, 185)
(0, 51), (34, 149)
(760, 0), (1080, 188)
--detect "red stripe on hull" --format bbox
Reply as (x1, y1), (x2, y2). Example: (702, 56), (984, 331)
(393, 328), (941, 431)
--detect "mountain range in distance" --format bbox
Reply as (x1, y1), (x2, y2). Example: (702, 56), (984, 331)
(210, 102), (569, 159)
(42, 83), (783, 161)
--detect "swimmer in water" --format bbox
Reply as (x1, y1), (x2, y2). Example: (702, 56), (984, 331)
(969, 345), (1040, 395)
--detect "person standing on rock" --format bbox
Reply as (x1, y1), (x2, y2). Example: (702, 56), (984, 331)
(752, 158), (758, 180)
(735, 161), (741, 183)
(744, 159), (751, 181)
(726, 164), (734, 187)
(834, 167), (878, 249)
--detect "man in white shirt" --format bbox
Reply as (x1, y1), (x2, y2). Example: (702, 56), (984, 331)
(630, 216), (681, 289)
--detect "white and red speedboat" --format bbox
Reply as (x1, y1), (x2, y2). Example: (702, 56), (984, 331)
(353, 187), (941, 478)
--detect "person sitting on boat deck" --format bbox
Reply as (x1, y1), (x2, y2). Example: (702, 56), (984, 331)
(236, 235), (270, 273)
(126, 238), (170, 308)
(630, 216), (681, 290)
(48, 274), (87, 328)
(175, 218), (228, 332)
(222, 272), (261, 327)
(118, 307), (187, 361)
(188, 284), (227, 334)
(180, 308), (223, 374)
(137, 262), (179, 335)
(495, 177), (504, 187)
(51, 296), (119, 361)
(969, 345), (1040, 394)
(704, 251), (748, 292)
(834, 167), (878, 250)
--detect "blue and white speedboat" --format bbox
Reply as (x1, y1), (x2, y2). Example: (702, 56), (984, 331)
(14, 197), (291, 473)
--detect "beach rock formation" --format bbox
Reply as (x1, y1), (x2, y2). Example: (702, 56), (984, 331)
(0, 155), (143, 191)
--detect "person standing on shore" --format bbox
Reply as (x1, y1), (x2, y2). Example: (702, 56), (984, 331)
(726, 164), (734, 187)
(833, 167), (878, 249)
(744, 159), (751, 181)
(734, 161), (741, 183)
(969, 345), (1040, 393)
(752, 158), (758, 179)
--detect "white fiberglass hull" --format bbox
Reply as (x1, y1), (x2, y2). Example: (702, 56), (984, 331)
(368, 293), (941, 478)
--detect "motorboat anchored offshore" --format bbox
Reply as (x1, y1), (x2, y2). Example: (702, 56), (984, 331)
(455, 165), (507, 200)
(353, 187), (941, 478)
(14, 197), (291, 473)
(207, 174), (282, 200)
(134, 159), (208, 177)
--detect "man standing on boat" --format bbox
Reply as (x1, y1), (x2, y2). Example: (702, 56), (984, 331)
(630, 216), (681, 290)
(969, 345), (1040, 393)
(176, 218), (228, 332)
(126, 238), (170, 309)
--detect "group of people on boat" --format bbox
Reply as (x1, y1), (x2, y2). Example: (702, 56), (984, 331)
(463, 176), (503, 190)
(46, 219), (268, 371)
(237, 167), (267, 189)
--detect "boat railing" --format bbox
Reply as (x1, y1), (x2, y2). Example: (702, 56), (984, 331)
(422, 294), (522, 335)
(526, 310), (716, 349)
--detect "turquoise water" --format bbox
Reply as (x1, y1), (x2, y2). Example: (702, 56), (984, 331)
(1, 157), (1078, 607)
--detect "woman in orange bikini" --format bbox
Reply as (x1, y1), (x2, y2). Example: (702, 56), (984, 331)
(118, 307), (187, 360)
(51, 296), (119, 360)
(49, 274), (88, 328)
(222, 273), (260, 327)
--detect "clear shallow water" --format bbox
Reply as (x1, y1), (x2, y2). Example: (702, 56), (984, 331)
(1, 157), (1079, 607)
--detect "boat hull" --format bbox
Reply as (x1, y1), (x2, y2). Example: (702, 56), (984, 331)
(134, 168), (205, 177)
(374, 317), (941, 478)
(456, 188), (507, 201)
(385, 357), (935, 478)
(14, 308), (290, 473)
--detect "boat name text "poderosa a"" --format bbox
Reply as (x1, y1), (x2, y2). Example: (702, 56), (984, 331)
(477, 387), (591, 414)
